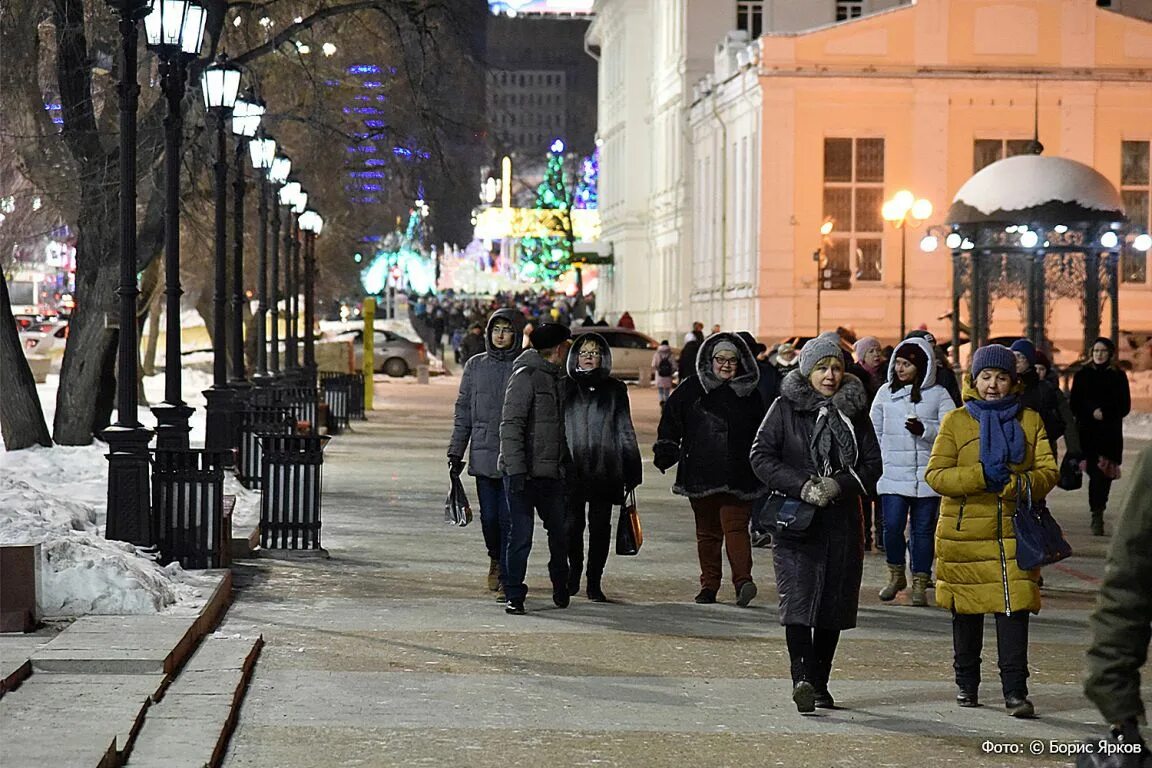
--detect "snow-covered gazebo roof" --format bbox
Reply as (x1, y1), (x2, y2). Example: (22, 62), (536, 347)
(947, 154), (1126, 226)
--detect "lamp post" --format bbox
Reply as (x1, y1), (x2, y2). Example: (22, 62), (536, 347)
(230, 93), (263, 384)
(278, 181), (302, 376)
(286, 186), (308, 374)
(813, 218), (834, 332)
(249, 134), (277, 382)
(146, 0), (207, 450)
(267, 156), (292, 377)
(882, 189), (933, 339)
(103, 0), (153, 545)
(200, 54), (242, 454)
(298, 210), (323, 383)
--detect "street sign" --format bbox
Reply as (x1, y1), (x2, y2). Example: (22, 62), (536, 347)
(821, 267), (852, 291)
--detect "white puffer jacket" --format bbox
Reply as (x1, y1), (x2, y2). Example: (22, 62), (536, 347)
(869, 337), (957, 498)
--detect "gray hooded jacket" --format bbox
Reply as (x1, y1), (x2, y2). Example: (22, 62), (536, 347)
(499, 346), (569, 480)
(448, 309), (527, 477)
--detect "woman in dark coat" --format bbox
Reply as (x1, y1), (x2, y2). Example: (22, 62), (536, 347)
(654, 332), (766, 607)
(1071, 337), (1132, 536)
(749, 332), (882, 713)
(562, 334), (643, 601)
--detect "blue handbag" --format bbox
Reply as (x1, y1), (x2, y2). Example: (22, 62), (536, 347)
(1012, 475), (1072, 570)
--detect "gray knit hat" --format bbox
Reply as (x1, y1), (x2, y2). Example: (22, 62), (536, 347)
(799, 332), (844, 376)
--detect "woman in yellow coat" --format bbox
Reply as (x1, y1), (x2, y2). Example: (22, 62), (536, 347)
(926, 344), (1057, 718)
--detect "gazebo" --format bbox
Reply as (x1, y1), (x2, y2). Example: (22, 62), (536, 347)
(925, 152), (1150, 366)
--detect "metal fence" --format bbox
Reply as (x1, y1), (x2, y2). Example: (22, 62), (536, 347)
(236, 404), (293, 489)
(349, 372), (366, 420)
(259, 434), (330, 550)
(320, 374), (352, 434)
(152, 449), (228, 569)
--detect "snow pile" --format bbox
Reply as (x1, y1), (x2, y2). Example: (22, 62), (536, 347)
(1125, 412), (1152, 442)
(224, 472), (261, 531)
(952, 155), (1124, 215)
(0, 444), (210, 617)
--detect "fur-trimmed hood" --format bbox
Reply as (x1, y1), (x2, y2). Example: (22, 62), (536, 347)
(696, 332), (760, 397)
(565, 332), (613, 382)
(780, 368), (869, 418)
(885, 336), (938, 389)
(485, 308), (526, 362)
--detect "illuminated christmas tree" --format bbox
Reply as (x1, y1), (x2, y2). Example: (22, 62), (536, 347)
(518, 139), (574, 284)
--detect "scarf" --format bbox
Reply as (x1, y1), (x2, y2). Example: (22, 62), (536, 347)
(781, 370), (867, 476)
(964, 396), (1025, 470)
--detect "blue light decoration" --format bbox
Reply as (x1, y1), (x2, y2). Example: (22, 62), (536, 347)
(361, 205), (436, 295)
(574, 147), (598, 210)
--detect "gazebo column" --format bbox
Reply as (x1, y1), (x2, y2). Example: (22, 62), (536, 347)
(1027, 251), (1046, 349)
(1083, 250), (1101, 355)
(971, 251), (992, 348)
(1107, 252), (1120, 349)
(951, 250), (963, 369)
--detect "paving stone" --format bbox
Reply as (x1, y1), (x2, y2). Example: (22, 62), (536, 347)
(0, 634), (50, 696)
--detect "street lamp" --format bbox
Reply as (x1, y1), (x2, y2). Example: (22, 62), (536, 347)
(813, 218), (834, 332)
(103, 0), (153, 546)
(298, 210), (323, 381)
(882, 189), (933, 339)
(229, 93), (263, 385)
(266, 155), (291, 377)
(200, 54), (242, 455)
(146, 0), (207, 450)
(249, 134), (277, 382)
(278, 181), (302, 374)
(287, 186), (308, 374)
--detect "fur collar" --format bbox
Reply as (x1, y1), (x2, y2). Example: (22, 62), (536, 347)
(780, 369), (868, 418)
(695, 332), (760, 397)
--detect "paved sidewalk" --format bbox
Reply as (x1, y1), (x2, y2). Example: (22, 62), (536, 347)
(222, 376), (1145, 768)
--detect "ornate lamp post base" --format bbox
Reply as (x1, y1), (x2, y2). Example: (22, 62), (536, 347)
(151, 402), (194, 450)
(203, 385), (236, 459)
(103, 425), (154, 546)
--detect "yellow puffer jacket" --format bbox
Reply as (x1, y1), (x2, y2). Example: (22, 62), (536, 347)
(926, 381), (1058, 616)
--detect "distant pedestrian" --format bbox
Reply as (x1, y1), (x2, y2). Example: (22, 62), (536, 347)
(499, 323), (574, 615)
(711, 323), (722, 335)
(847, 335), (885, 551)
(678, 327), (704, 383)
(562, 333), (643, 602)
(769, 342), (800, 376)
(750, 331), (882, 713)
(1083, 444), (1152, 758)
(1011, 338), (1079, 461)
(869, 337), (955, 605)
(448, 310), (527, 600)
(683, 321), (704, 345)
(652, 341), (676, 407)
(617, 311), (635, 329)
(458, 322), (486, 366)
(927, 344), (1057, 717)
(654, 333), (765, 607)
(1071, 337), (1131, 536)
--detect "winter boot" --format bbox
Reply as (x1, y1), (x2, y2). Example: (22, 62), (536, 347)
(1091, 510), (1105, 537)
(910, 573), (931, 607)
(487, 559), (501, 591)
(879, 565), (907, 602)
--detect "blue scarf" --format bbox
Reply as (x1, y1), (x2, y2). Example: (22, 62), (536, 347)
(965, 396), (1025, 469)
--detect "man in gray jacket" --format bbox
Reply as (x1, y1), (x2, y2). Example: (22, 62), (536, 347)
(449, 309), (527, 598)
(500, 323), (573, 615)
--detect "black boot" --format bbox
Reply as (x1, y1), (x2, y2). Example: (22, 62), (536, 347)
(1091, 509), (1105, 536)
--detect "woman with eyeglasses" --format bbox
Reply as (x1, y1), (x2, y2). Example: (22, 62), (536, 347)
(562, 334), (643, 601)
(654, 333), (766, 607)
(1071, 337), (1132, 536)
(750, 332), (882, 712)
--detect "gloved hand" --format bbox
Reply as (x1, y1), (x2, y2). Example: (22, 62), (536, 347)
(653, 444), (678, 473)
(904, 417), (925, 437)
(448, 455), (465, 477)
(982, 460), (1011, 491)
(507, 473), (527, 494)
(800, 476), (840, 507)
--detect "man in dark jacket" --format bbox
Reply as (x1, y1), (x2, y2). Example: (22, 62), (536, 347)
(1084, 445), (1152, 762)
(448, 309), (526, 599)
(677, 325), (705, 383)
(499, 323), (573, 615)
(1011, 338), (1080, 460)
(457, 322), (487, 366)
(654, 332), (766, 606)
(562, 333), (643, 601)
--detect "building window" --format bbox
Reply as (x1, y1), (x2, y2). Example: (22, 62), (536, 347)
(973, 138), (1034, 173)
(823, 137), (885, 284)
(835, 1), (864, 21)
(737, 1), (765, 39)
(1121, 140), (1149, 284)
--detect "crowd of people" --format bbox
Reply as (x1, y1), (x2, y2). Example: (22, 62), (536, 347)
(446, 305), (1144, 749)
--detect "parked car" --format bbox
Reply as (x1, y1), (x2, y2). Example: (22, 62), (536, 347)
(20, 320), (68, 360)
(570, 326), (677, 380)
(342, 327), (427, 377)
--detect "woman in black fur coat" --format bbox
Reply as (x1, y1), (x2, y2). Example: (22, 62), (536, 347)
(562, 333), (643, 601)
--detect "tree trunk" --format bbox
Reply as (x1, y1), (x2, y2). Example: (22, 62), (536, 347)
(143, 282), (162, 376)
(0, 273), (52, 450)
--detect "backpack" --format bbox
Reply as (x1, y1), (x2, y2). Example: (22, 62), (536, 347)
(656, 354), (674, 378)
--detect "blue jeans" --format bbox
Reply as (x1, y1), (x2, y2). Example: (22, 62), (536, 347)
(475, 476), (511, 584)
(881, 494), (940, 573)
(503, 476), (569, 603)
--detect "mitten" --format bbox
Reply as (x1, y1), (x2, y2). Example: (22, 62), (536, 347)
(904, 418), (925, 437)
(800, 477), (840, 507)
(653, 443), (678, 473)
(982, 461), (1010, 491)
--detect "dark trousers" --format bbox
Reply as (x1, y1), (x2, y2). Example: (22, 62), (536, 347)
(566, 494), (612, 591)
(951, 611), (1030, 698)
(785, 624), (841, 691)
(476, 476), (511, 583)
(689, 494), (753, 593)
(503, 476), (568, 603)
(1086, 459), (1114, 511)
